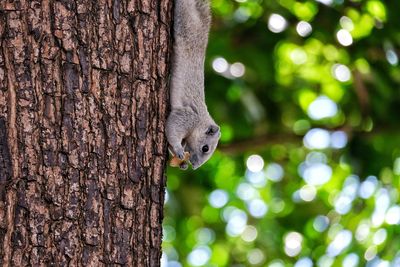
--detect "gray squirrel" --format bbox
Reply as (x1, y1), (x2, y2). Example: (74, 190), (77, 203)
(166, 0), (221, 170)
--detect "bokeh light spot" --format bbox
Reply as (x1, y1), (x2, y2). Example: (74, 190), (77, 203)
(299, 185), (317, 202)
(230, 62), (246, 77)
(268, 14), (288, 33)
(334, 194), (353, 215)
(336, 29), (353, 46)
(386, 49), (398, 65)
(316, 0), (333, 5)
(225, 209), (247, 237)
(304, 128), (331, 149)
(296, 21), (312, 37)
(196, 228), (215, 245)
(187, 246), (211, 266)
(313, 215), (330, 232)
(246, 155), (264, 172)
(302, 163), (332, 185)
(331, 131), (347, 149)
(327, 230), (352, 257)
(212, 57), (229, 73)
(373, 228), (387, 245)
(364, 246), (377, 261)
(241, 225), (258, 242)
(343, 253), (359, 267)
(284, 232), (303, 257)
(248, 199), (268, 218)
(306, 152), (327, 164)
(247, 249), (265, 265)
(208, 189), (229, 208)
(355, 222), (370, 242)
(332, 64), (351, 82)
(236, 183), (259, 201)
(340, 16), (354, 31)
(265, 163), (284, 182)
(359, 176), (378, 199)
(307, 96), (338, 120)
(294, 257), (313, 267)
(246, 170), (267, 187)
(290, 48), (308, 65)
(385, 205), (400, 224)
(268, 260), (285, 267)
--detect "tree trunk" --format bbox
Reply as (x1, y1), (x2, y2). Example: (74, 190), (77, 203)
(0, 0), (172, 266)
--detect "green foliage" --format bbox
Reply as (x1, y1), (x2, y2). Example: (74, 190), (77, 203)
(163, 0), (400, 266)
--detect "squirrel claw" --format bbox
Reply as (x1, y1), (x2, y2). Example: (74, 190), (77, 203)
(177, 151), (185, 160)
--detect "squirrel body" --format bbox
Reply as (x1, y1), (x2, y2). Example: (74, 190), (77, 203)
(166, 0), (221, 170)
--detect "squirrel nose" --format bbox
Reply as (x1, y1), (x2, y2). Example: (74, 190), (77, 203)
(190, 154), (198, 164)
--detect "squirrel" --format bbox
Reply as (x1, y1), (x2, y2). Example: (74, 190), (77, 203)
(166, 0), (221, 170)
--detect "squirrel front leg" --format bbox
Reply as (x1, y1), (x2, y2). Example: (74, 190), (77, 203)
(166, 108), (197, 159)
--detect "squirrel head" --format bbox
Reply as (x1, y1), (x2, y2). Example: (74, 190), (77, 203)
(185, 122), (220, 170)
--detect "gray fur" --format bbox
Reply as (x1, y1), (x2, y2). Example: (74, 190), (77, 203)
(166, 0), (221, 170)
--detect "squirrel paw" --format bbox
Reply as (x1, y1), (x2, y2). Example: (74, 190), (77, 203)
(174, 147), (185, 160)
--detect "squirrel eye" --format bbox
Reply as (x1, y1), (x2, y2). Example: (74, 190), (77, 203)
(202, 145), (209, 153)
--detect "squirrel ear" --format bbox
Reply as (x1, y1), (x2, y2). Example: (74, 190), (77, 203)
(206, 125), (220, 135)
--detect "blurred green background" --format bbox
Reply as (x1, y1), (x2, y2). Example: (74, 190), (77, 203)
(163, 0), (400, 266)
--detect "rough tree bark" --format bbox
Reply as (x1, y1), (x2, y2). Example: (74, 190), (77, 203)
(0, 0), (172, 266)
